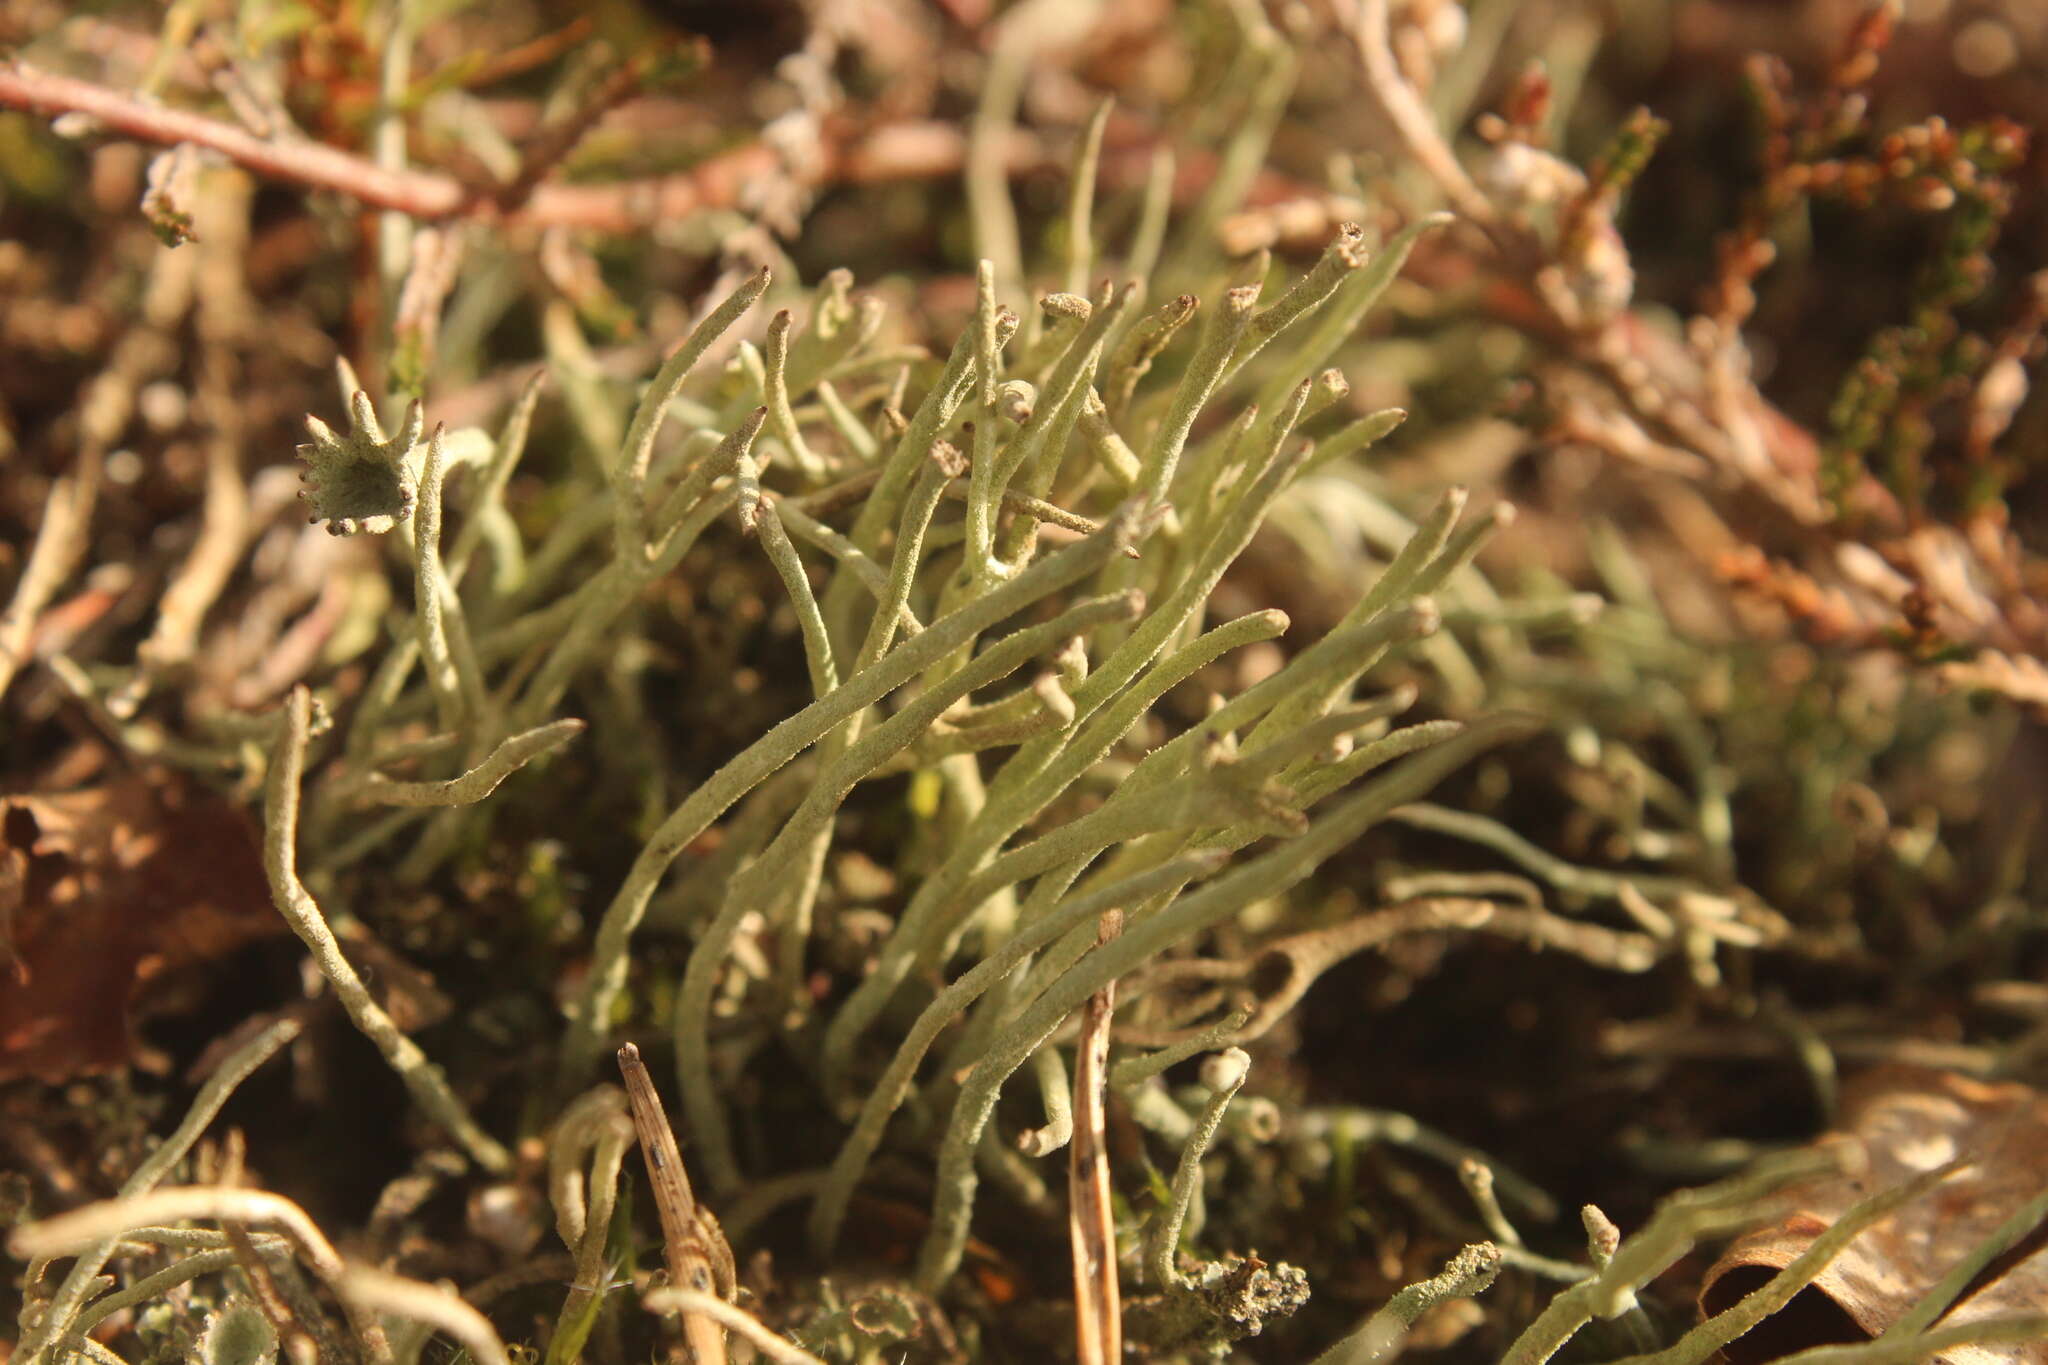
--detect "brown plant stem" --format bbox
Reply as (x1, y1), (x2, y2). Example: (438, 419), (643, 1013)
(617, 1043), (733, 1365)
(1070, 911), (1123, 1365)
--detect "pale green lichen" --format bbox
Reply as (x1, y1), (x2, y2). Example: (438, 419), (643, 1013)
(11, 6), (2041, 1365)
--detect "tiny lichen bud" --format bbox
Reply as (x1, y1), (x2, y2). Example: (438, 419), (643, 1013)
(1409, 596), (1443, 638)
(996, 380), (1036, 424)
(1201, 1047), (1251, 1093)
(1582, 1203), (1621, 1267)
(1040, 292), (1092, 321)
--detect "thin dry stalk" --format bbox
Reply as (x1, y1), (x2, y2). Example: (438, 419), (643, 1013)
(617, 1043), (734, 1365)
(1070, 910), (1124, 1365)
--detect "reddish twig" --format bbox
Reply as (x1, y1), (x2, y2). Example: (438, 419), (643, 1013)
(0, 62), (468, 214)
(0, 61), (901, 233)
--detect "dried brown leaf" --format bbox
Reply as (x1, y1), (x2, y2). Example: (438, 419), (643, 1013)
(0, 773), (282, 1082)
(1700, 1065), (2048, 1365)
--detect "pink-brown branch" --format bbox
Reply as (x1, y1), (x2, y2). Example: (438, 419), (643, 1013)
(0, 60), (976, 234)
(0, 63), (468, 216)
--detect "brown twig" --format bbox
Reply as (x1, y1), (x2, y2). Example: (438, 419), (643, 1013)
(1069, 910), (1123, 1365)
(0, 57), (1060, 237)
(0, 63), (466, 214)
(617, 1043), (735, 1365)
(0, 61), (802, 232)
